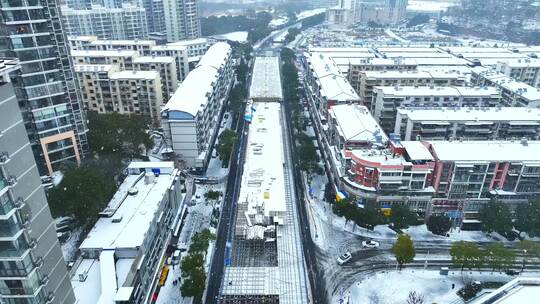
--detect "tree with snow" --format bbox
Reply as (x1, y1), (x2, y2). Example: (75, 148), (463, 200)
(450, 241), (483, 271)
(478, 200), (513, 235)
(406, 291), (425, 304)
(426, 214), (452, 236)
(514, 199), (540, 237)
(391, 234), (415, 270)
(519, 240), (540, 271)
(485, 243), (515, 272)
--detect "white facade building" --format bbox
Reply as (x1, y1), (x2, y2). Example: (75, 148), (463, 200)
(395, 107), (540, 141)
(471, 67), (540, 107)
(71, 162), (183, 304)
(61, 4), (148, 40)
(162, 0), (201, 42)
(372, 86), (502, 131)
(161, 42), (234, 169)
(496, 58), (540, 89)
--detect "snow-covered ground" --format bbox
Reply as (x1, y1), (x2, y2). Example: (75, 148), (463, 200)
(296, 8), (325, 20)
(213, 31), (248, 43)
(342, 269), (512, 304)
(269, 17), (288, 28)
(404, 225), (495, 243)
(61, 226), (83, 262)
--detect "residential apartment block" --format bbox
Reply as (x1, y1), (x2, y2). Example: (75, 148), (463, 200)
(372, 86), (502, 131)
(496, 58), (540, 89)
(132, 56), (179, 101)
(395, 107), (540, 141)
(61, 4), (148, 40)
(357, 70), (466, 110)
(325, 103), (540, 223)
(161, 42), (234, 169)
(1, 0), (88, 175)
(302, 52), (360, 129)
(71, 162), (183, 303)
(471, 67), (540, 107)
(68, 36), (191, 81)
(75, 65), (163, 122)
(162, 0), (202, 42)
(0, 59), (75, 304)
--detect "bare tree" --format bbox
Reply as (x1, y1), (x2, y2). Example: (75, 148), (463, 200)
(369, 291), (380, 304)
(406, 291), (425, 304)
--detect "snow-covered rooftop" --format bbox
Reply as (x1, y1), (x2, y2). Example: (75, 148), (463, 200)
(427, 140), (540, 162)
(375, 86), (500, 97)
(109, 70), (159, 80)
(398, 107), (540, 122)
(378, 47), (443, 53)
(90, 39), (155, 46)
(309, 47), (372, 53)
(498, 58), (540, 68)
(79, 162), (176, 250)
(410, 57), (471, 66)
(167, 37), (209, 47)
(473, 68), (540, 101)
(196, 41), (231, 70)
(71, 49), (138, 58)
(133, 56), (175, 64)
(308, 52), (360, 102)
(401, 141), (434, 161)
(238, 102), (287, 218)
(329, 104), (387, 143)
(362, 69), (466, 80)
(384, 52), (453, 58)
(162, 42), (230, 116)
(249, 56), (283, 101)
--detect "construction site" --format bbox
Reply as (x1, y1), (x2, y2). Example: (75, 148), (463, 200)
(219, 56), (310, 303)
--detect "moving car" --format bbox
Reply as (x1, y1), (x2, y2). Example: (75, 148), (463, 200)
(362, 240), (380, 248)
(337, 252), (352, 265)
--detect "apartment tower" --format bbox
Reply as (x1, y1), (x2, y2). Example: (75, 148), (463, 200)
(0, 0), (88, 175)
(0, 59), (75, 304)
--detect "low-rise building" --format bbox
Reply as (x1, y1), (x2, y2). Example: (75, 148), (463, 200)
(471, 67), (540, 107)
(161, 42), (234, 169)
(75, 65), (163, 122)
(357, 70), (466, 109)
(133, 56), (179, 101)
(302, 52), (360, 129)
(395, 107), (540, 141)
(71, 162), (183, 304)
(167, 37), (213, 58)
(372, 86), (502, 131)
(496, 58), (540, 89)
(71, 49), (138, 69)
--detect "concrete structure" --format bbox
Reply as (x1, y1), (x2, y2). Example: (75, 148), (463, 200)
(327, 0), (409, 26)
(249, 57), (283, 102)
(162, 0), (201, 42)
(161, 42), (234, 169)
(71, 162), (183, 304)
(0, 59), (76, 304)
(1, 0), (88, 175)
(372, 86), (502, 131)
(471, 67), (540, 108)
(357, 70), (466, 110)
(61, 4), (148, 40)
(496, 58), (540, 89)
(302, 52), (360, 130)
(472, 277), (540, 304)
(68, 37), (191, 82)
(75, 65), (163, 122)
(167, 37), (213, 58)
(71, 49), (139, 69)
(395, 107), (540, 141)
(133, 56), (179, 101)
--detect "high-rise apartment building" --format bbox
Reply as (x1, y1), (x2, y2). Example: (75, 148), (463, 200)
(162, 0), (201, 42)
(0, 0), (88, 175)
(0, 59), (75, 304)
(60, 4), (149, 40)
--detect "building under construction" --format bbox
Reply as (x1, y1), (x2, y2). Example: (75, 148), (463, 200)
(220, 57), (310, 303)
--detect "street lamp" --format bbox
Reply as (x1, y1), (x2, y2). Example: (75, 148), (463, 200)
(522, 249), (527, 272)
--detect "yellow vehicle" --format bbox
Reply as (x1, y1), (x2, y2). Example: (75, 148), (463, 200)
(159, 265), (169, 286)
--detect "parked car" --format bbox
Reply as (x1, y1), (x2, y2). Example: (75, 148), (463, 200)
(362, 240), (380, 248)
(172, 250), (181, 265)
(337, 252), (352, 265)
